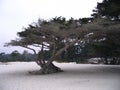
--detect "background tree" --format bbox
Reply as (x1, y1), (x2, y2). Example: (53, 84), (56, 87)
(21, 50), (35, 61)
(90, 27), (120, 64)
(10, 50), (21, 61)
(89, 0), (120, 64)
(92, 0), (120, 21)
(0, 52), (6, 62)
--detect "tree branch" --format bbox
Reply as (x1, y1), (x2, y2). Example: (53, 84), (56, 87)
(47, 37), (79, 65)
(22, 45), (37, 55)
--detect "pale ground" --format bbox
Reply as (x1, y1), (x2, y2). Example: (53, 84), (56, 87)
(0, 62), (120, 90)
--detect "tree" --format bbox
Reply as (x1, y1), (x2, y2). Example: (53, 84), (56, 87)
(91, 0), (120, 64)
(10, 50), (20, 61)
(0, 52), (5, 61)
(5, 17), (97, 74)
(6, 16), (119, 74)
(90, 27), (120, 64)
(22, 50), (31, 61)
(92, 0), (120, 21)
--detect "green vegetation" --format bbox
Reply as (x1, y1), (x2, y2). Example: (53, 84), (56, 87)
(0, 50), (35, 62)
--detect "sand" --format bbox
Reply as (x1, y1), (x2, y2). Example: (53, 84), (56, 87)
(0, 62), (120, 90)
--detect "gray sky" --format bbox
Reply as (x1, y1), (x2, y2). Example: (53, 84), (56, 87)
(0, 0), (102, 53)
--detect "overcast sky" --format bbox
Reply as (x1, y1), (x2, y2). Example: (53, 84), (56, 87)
(0, 0), (103, 53)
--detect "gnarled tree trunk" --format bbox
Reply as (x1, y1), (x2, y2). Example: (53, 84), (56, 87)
(29, 62), (63, 75)
(29, 38), (78, 75)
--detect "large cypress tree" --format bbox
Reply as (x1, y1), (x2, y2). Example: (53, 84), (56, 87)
(5, 17), (94, 74)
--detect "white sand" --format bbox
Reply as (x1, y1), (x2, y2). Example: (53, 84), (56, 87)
(0, 62), (120, 90)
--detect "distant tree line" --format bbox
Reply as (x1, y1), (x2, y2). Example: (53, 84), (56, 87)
(0, 50), (35, 62)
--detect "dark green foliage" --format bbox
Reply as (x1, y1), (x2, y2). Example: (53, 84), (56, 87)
(0, 51), (35, 62)
(92, 0), (120, 21)
(79, 18), (93, 24)
(83, 30), (120, 65)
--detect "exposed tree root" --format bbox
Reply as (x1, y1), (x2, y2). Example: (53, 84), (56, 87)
(29, 63), (63, 75)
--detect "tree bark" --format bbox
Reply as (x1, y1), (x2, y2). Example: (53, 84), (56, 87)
(29, 38), (79, 75)
(29, 62), (63, 75)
